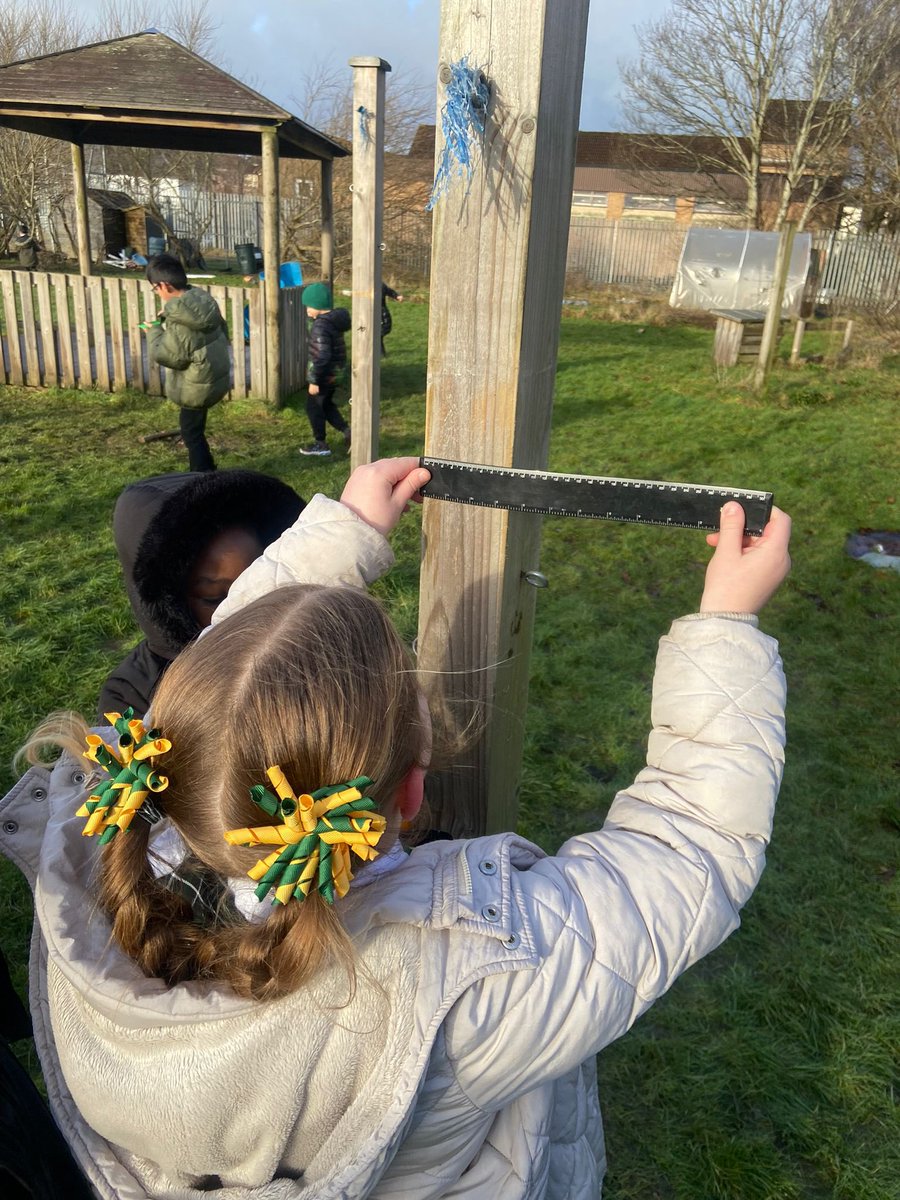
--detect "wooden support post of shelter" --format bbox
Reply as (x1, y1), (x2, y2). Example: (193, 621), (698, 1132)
(320, 158), (334, 285)
(349, 56), (390, 469)
(70, 141), (92, 276)
(261, 126), (281, 406)
(754, 222), (797, 391)
(416, 0), (591, 837)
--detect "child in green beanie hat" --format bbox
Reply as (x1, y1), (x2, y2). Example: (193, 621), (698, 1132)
(300, 282), (351, 457)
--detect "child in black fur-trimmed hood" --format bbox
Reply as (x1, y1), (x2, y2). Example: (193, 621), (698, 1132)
(99, 469), (304, 719)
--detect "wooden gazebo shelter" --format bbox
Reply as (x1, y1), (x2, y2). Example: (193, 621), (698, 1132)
(0, 31), (348, 401)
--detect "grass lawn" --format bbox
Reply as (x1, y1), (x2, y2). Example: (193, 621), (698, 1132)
(1, 296), (898, 1198)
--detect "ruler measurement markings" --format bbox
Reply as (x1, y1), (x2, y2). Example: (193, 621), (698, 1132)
(420, 457), (773, 535)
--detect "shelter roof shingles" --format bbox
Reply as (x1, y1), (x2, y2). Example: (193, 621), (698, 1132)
(0, 32), (347, 160)
(0, 31), (286, 118)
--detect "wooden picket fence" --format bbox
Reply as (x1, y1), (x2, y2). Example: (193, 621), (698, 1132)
(0, 270), (306, 399)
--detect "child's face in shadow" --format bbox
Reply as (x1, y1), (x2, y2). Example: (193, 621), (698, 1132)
(186, 527), (264, 626)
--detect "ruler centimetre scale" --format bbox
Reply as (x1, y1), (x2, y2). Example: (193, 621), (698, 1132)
(419, 458), (774, 537)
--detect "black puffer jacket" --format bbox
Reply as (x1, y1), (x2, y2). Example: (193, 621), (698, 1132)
(307, 307), (351, 386)
(99, 470), (304, 718)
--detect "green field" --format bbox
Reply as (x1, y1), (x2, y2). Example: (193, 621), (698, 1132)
(1, 297), (898, 1198)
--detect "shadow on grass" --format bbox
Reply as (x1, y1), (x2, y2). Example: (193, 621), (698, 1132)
(382, 357), (427, 397)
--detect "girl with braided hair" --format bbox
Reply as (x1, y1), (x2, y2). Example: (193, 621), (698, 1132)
(1, 459), (791, 1199)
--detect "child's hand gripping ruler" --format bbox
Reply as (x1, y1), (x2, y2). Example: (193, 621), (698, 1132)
(419, 458), (774, 536)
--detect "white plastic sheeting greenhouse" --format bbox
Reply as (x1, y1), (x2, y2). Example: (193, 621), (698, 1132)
(670, 227), (812, 313)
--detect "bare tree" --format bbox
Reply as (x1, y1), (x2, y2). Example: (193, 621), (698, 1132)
(293, 57), (432, 156)
(96, 0), (218, 59)
(620, 0), (900, 229)
(0, 0), (93, 248)
(281, 59), (433, 274)
(847, 13), (900, 227)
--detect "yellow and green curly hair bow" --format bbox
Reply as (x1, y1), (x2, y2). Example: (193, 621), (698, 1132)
(77, 709), (171, 842)
(224, 768), (385, 906)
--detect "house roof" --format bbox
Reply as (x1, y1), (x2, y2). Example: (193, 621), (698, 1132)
(408, 124), (437, 158)
(574, 166), (747, 200)
(761, 99), (839, 142)
(409, 110), (842, 171)
(573, 132), (747, 171)
(0, 31), (348, 160)
(407, 125), (748, 170)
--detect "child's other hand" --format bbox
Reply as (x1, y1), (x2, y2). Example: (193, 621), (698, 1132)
(308, 383), (320, 396)
(700, 502), (792, 614)
(340, 458), (431, 537)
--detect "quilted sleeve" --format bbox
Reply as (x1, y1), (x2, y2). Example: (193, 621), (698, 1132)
(210, 494), (395, 626)
(145, 320), (192, 371)
(447, 615), (786, 1110)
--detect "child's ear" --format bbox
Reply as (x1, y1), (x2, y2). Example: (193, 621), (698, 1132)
(398, 765), (425, 821)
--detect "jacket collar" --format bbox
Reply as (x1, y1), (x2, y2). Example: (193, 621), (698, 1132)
(1, 758), (542, 1030)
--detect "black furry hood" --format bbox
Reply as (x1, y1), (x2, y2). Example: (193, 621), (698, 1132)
(113, 470), (305, 659)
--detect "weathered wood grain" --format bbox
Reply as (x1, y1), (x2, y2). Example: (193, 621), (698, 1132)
(416, 0), (591, 836)
(350, 57), (390, 469)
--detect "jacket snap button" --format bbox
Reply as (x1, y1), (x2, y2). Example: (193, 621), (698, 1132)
(71, 771), (87, 786)
(503, 932), (521, 949)
(479, 860), (497, 875)
(31, 787), (47, 802)
(3, 821), (18, 835)
(481, 904), (500, 922)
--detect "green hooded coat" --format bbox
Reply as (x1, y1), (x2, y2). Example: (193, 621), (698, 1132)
(146, 287), (231, 409)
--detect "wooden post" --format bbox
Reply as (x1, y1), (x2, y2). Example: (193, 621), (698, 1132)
(753, 221), (796, 391)
(789, 317), (806, 364)
(416, 0), (591, 837)
(261, 126), (281, 405)
(320, 158), (334, 286)
(70, 142), (92, 276)
(349, 56), (390, 469)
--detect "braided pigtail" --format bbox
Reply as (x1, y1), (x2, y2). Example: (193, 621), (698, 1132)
(97, 818), (201, 980)
(83, 584), (431, 1000)
(225, 895), (353, 1001)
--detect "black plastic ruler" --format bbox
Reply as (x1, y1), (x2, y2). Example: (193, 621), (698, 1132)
(420, 457), (773, 536)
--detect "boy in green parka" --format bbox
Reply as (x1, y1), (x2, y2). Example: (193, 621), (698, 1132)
(142, 254), (230, 472)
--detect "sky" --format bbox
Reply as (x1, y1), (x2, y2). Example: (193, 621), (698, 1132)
(81, 0), (672, 138)
(217, 0), (670, 133)
(213, 0), (670, 133)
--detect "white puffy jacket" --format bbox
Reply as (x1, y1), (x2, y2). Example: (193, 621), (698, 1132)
(0, 496), (786, 1199)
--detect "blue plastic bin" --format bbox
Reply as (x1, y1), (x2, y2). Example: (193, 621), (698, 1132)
(258, 261), (304, 288)
(245, 262), (304, 338)
(279, 261), (303, 287)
